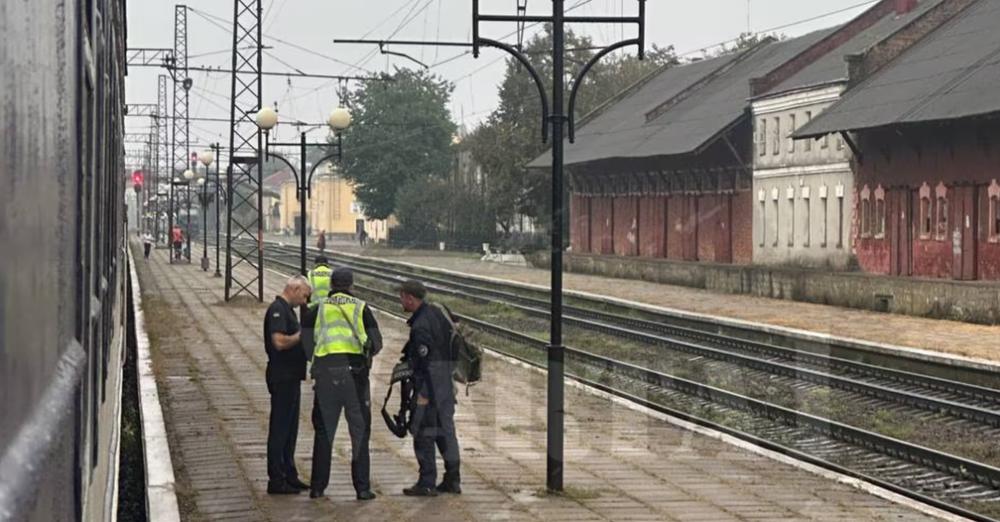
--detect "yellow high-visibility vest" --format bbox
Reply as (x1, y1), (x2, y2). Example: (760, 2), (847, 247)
(307, 265), (333, 306)
(314, 292), (368, 358)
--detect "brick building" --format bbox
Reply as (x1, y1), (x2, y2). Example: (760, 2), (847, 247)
(796, 0), (1000, 280)
(749, 0), (957, 269)
(531, 32), (826, 264)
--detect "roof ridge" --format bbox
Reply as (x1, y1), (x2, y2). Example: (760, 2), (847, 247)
(643, 38), (776, 124)
(573, 57), (680, 133)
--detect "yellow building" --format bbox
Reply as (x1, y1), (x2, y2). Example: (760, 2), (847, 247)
(279, 174), (364, 236)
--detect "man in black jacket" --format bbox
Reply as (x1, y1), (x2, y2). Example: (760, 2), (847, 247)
(398, 280), (461, 496)
(263, 276), (312, 495)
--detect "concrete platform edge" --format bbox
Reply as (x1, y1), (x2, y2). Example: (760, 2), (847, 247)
(128, 246), (182, 522)
(329, 248), (1000, 374)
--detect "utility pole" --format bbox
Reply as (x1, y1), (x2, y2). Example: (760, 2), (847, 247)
(471, 0), (646, 492)
(225, 0), (265, 301)
(170, 5), (191, 263)
(157, 74), (170, 243)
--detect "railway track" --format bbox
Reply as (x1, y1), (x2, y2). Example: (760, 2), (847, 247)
(257, 242), (1000, 520)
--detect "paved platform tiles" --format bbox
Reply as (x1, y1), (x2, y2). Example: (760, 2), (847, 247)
(300, 237), (1000, 363)
(137, 246), (942, 521)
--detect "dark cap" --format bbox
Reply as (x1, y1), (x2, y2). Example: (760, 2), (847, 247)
(315, 255), (329, 265)
(331, 267), (354, 289)
(398, 279), (427, 300)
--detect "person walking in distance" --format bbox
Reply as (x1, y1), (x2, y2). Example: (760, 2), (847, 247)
(398, 280), (461, 496)
(309, 268), (382, 501)
(262, 276), (312, 495)
(171, 225), (183, 261)
(317, 230), (326, 254)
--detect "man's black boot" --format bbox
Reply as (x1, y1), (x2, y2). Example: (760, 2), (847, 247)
(356, 490), (377, 501)
(403, 485), (438, 497)
(267, 482), (301, 495)
(288, 477), (310, 491)
(435, 481), (461, 494)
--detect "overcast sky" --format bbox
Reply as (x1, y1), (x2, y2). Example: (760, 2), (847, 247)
(124, 0), (876, 151)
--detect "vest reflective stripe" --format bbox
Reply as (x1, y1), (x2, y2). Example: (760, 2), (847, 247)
(314, 293), (368, 358)
(308, 265), (333, 305)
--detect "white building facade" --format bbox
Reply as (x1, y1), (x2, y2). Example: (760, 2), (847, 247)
(752, 85), (853, 268)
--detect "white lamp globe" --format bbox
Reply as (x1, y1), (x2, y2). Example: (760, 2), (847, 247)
(328, 107), (351, 131)
(256, 106), (278, 130)
(199, 150), (215, 166)
(183, 169), (195, 180)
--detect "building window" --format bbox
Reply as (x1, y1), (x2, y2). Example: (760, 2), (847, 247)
(804, 112), (813, 152)
(822, 133), (830, 149)
(837, 190), (844, 249)
(758, 119), (767, 157)
(989, 180), (1000, 243)
(759, 189), (766, 247)
(772, 188), (780, 247)
(787, 187), (795, 246)
(918, 182), (932, 240)
(802, 186), (811, 247)
(772, 117), (781, 155)
(860, 185), (872, 238)
(874, 185), (886, 239)
(820, 186), (828, 248)
(935, 182), (948, 242)
(787, 114), (796, 154)
(836, 134), (845, 151)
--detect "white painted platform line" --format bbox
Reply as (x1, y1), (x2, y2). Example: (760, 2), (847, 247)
(128, 247), (181, 522)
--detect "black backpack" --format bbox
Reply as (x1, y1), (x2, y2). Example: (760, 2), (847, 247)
(433, 304), (482, 388)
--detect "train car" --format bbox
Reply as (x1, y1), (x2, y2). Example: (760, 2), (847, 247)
(0, 0), (130, 520)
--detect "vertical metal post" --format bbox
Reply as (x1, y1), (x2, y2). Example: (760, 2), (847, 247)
(186, 183), (192, 260)
(300, 132), (308, 276)
(547, 0), (566, 493)
(168, 182), (175, 261)
(202, 168), (209, 269)
(215, 147), (223, 277)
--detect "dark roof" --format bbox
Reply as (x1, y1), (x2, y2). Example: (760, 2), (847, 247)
(528, 29), (832, 169)
(768, 0), (942, 95)
(796, 0), (1000, 137)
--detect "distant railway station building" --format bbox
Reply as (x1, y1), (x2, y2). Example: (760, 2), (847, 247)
(532, 33), (828, 264)
(748, 0), (948, 269)
(796, 0), (1000, 281)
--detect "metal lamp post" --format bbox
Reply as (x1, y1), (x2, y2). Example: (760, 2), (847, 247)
(256, 105), (351, 276)
(211, 143), (223, 277)
(198, 149), (215, 271)
(183, 168), (195, 261)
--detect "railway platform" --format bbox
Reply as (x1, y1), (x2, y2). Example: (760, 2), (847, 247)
(302, 237), (1000, 365)
(134, 244), (955, 521)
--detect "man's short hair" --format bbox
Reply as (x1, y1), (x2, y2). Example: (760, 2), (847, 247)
(330, 267), (354, 290)
(398, 279), (427, 300)
(315, 255), (329, 265)
(286, 275), (311, 291)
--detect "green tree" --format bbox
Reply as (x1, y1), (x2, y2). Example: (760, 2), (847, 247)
(338, 68), (456, 220)
(469, 28), (677, 232)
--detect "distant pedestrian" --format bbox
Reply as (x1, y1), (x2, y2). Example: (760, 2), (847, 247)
(263, 276), (312, 495)
(308, 267), (382, 501)
(317, 230), (326, 253)
(358, 229), (368, 247)
(143, 233), (153, 260)
(398, 280), (461, 497)
(171, 226), (183, 261)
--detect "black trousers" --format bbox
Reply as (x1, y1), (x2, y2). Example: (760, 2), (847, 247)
(143, 242), (152, 259)
(412, 397), (461, 488)
(266, 379), (301, 485)
(311, 368), (371, 494)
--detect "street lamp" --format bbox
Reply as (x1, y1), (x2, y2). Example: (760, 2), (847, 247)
(256, 104), (351, 276)
(198, 150), (215, 271)
(183, 169), (195, 262)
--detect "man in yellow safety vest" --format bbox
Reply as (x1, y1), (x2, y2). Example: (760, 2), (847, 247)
(307, 255), (333, 307)
(308, 267), (382, 501)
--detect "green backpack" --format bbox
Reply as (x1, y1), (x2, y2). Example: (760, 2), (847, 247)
(433, 304), (482, 388)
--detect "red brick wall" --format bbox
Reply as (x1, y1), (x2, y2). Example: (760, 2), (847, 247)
(638, 196), (667, 258)
(696, 194), (720, 262)
(589, 196), (614, 255)
(612, 196), (639, 256)
(855, 124), (1000, 280)
(732, 191), (753, 264)
(570, 195), (591, 253)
